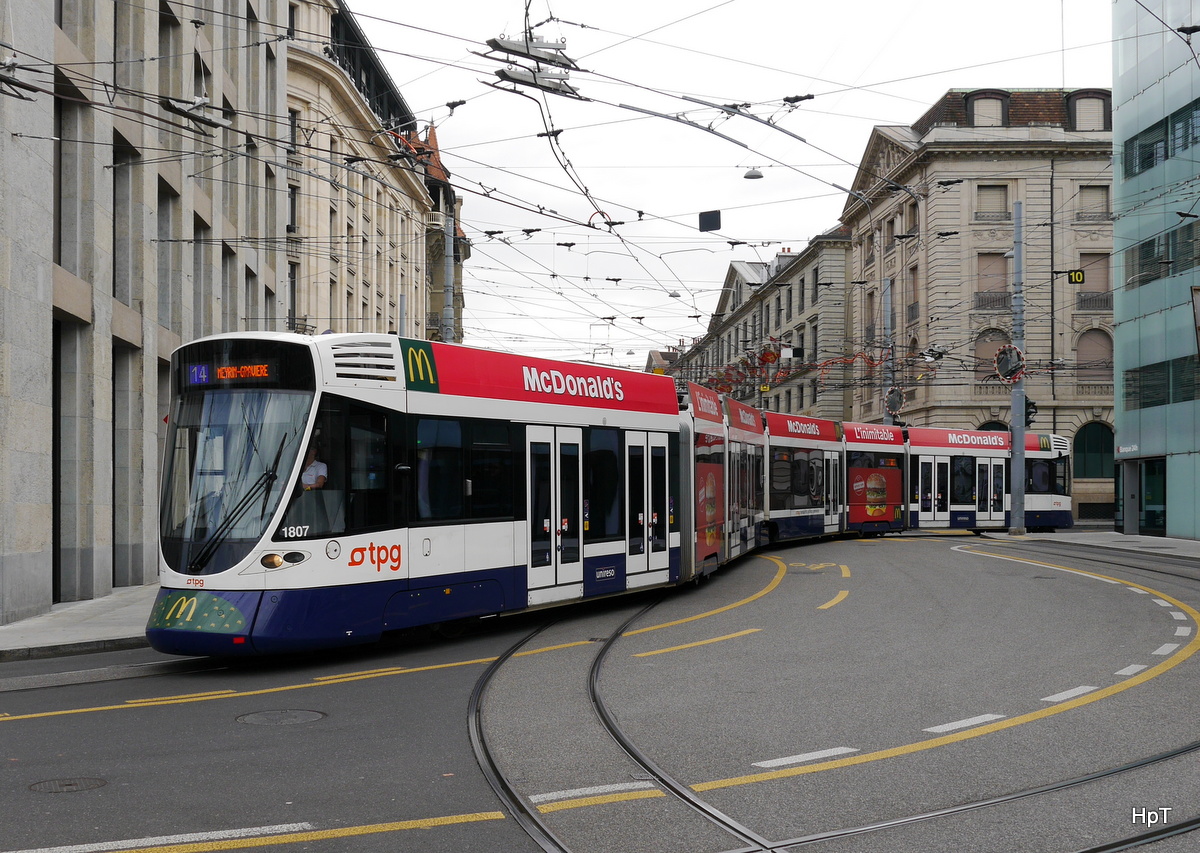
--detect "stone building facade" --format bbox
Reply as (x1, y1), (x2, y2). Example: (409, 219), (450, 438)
(0, 0), (447, 626)
(840, 89), (1116, 521)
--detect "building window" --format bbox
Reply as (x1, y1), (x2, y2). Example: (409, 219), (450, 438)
(1123, 356), (1200, 410)
(1072, 97), (1108, 131)
(965, 90), (1010, 126)
(974, 329), (1010, 383)
(288, 109), (302, 156)
(1124, 119), (1167, 178)
(1076, 329), (1113, 385)
(976, 253), (1010, 310)
(907, 264), (920, 325)
(1073, 423), (1114, 480)
(1077, 253), (1111, 310)
(1077, 186), (1110, 221)
(975, 185), (1010, 221)
(973, 97), (1004, 127)
(1169, 99), (1200, 156)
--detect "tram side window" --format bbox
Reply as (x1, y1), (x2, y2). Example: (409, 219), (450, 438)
(668, 437), (680, 533)
(277, 395), (395, 540)
(416, 418), (464, 520)
(347, 409), (390, 531)
(751, 444), (764, 514)
(805, 452), (824, 508)
(584, 428), (623, 542)
(950, 456), (976, 504)
(769, 447), (793, 510)
(1026, 458), (1070, 496)
(467, 421), (517, 520)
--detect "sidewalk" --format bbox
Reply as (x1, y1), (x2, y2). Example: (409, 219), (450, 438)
(0, 583), (158, 661)
(994, 528), (1200, 563)
(2, 530), (1199, 661)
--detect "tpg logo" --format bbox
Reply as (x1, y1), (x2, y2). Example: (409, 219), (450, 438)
(349, 542), (403, 572)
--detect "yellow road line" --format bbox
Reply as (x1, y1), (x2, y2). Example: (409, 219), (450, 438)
(125, 690), (237, 704)
(536, 789), (665, 813)
(694, 553), (1200, 792)
(1, 563), (791, 723)
(817, 591), (849, 610)
(634, 629), (760, 657)
(624, 556), (788, 635)
(110, 812), (506, 853)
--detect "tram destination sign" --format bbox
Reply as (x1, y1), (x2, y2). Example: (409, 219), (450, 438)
(185, 360), (277, 386)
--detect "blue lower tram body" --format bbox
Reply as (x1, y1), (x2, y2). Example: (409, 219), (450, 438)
(147, 548), (682, 656)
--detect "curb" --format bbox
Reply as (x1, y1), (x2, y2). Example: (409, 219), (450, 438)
(978, 533), (1200, 565)
(0, 636), (151, 663)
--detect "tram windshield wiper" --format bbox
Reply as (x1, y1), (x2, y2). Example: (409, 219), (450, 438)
(185, 432), (288, 574)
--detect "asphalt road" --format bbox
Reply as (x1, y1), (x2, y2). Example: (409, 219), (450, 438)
(2, 535), (1197, 853)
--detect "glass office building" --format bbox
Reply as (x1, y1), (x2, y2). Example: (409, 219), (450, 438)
(1113, 0), (1200, 536)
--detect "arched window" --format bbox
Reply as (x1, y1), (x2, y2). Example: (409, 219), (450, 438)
(1073, 422), (1114, 479)
(1066, 90), (1112, 132)
(978, 420), (1009, 432)
(1076, 329), (1114, 384)
(965, 90), (1011, 127)
(974, 329), (1010, 382)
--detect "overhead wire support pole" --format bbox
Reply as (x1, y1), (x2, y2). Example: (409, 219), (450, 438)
(1010, 200), (1026, 536)
(681, 94), (808, 146)
(615, 104), (749, 149)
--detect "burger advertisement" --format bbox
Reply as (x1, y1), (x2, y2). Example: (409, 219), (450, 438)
(694, 461), (725, 558)
(849, 467), (901, 524)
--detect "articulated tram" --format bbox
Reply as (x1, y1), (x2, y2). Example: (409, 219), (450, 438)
(148, 332), (1071, 656)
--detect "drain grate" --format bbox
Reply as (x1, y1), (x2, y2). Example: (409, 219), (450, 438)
(236, 709), (326, 726)
(30, 778), (107, 793)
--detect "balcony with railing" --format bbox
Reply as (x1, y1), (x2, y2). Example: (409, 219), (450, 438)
(1076, 291), (1113, 311)
(974, 291), (1012, 311)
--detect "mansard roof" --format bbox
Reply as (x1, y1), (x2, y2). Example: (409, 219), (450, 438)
(911, 88), (1108, 136)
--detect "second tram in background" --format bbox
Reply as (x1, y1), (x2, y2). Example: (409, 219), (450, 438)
(148, 332), (1071, 656)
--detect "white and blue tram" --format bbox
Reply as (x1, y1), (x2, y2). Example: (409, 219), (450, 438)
(148, 332), (1071, 656)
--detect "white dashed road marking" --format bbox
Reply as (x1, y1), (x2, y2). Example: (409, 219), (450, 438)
(1041, 686), (1097, 703)
(752, 746), (859, 768)
(923, 714), (1005, 733)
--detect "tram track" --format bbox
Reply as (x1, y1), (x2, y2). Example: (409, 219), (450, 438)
(468, 598), (791, 853)
(588, 587), (1200, 853)
(468, 544), (1200, 853)
(976, 537), (1200, 586)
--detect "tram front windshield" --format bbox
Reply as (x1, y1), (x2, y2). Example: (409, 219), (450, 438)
(160, 340), (315, 575)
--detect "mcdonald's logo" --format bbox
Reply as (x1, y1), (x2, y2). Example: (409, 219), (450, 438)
(165, 595), (198, 622)
(403, 342), (439, 392)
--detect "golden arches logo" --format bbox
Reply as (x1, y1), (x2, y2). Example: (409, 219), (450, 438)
(404, 344), (438, 391)
(165, 595), (198, 622)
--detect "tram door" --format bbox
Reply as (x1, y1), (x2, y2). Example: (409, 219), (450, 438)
(976, 460), (1006, 523)
(626, 432), (670, 577)
(918, 456), (951, 525)
(527, 426), (583, 591)
(824, 453), (841, 532)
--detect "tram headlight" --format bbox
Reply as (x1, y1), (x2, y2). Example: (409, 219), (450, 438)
(260, 553), (285, 569)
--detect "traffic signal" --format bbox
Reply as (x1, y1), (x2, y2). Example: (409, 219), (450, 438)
(1024, 397), (1038, 427)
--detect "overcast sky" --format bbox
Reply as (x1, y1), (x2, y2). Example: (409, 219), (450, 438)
(346, 0), (1114, 369)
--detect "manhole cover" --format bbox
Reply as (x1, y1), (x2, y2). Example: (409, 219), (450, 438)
(236, 709), (326, 726)
(30, 778), (107, 793)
